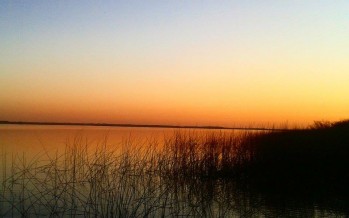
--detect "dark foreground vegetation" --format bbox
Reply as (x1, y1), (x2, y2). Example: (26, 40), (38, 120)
(1, 120), (349, 217)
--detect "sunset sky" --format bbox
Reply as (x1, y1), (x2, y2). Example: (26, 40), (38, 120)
(1, 1), (348, 127)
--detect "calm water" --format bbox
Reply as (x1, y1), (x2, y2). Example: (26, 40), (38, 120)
(0, 124), (236, 154)
(0, 124), (171, 154)
(0, 125), (347, 217)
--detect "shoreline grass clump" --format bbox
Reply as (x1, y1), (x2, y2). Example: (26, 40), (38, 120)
(246, 120), (349, 180)
(162, 120), (349, 186)
(160, 130), (264, 180)
(159, 120), (349, 215)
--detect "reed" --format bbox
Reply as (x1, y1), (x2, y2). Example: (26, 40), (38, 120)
(160, 130), (261, 179)
(1, 120), (349, 217)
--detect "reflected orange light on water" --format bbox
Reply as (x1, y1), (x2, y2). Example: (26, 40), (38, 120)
(0, 125), (242, 159)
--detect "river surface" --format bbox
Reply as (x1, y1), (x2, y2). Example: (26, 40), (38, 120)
(0, 124), (176, 155)
(0, 124), (239, 159)
(0, 125), (347, 217)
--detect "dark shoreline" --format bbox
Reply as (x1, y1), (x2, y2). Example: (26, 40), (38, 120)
(0, 120), (288, 131)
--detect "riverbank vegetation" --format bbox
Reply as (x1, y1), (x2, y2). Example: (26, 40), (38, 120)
(1, 120), (348, 217)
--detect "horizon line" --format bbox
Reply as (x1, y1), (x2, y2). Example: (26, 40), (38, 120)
(0, 120), (290, 131)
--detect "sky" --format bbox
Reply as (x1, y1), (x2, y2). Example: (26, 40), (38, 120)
(0, 0), (348, 127)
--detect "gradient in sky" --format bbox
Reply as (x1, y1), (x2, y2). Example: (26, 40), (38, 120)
(1, 1), (348, 126)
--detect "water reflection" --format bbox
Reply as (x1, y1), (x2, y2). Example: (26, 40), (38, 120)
(0, 125), (171, 155)
(165, 177), (348, 217)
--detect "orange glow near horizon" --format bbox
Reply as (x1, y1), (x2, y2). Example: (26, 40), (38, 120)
(1, 1), (348, 127)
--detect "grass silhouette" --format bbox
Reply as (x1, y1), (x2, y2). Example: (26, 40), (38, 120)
(1, 120), (349, 217)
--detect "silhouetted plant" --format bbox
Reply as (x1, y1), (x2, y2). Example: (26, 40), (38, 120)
(1, 120), (349, 217)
